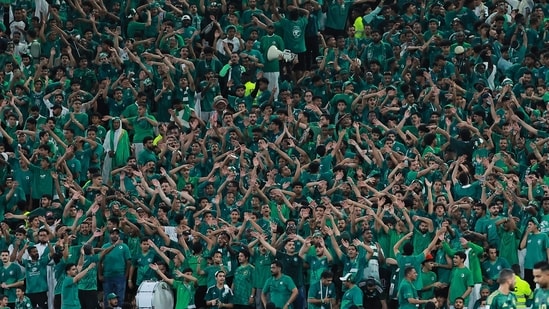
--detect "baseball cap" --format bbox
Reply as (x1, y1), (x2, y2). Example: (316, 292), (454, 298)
(454, 46), (465, 55)
(339, 273), (354, 282)
(108, 293), (118, 300)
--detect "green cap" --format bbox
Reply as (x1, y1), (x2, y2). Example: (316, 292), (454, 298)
(108, 293), (118, 300)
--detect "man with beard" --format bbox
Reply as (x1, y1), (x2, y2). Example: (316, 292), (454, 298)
(533, 261), (549, 308)
(308, 271), (336, 309)
(0, 250), (24, 308)
(232, 250), (255, 309)
(486, 268), (517, 309)
(258, 234), (305, 309)
(261, 261), (298, 309)
(99, 228), (131, 308)
(17, 243), (53, 308)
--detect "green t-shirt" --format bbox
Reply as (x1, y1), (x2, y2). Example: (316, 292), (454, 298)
(128, 115), (157, 143)
(276, 17), (308, 53)
(29, 164), (53, 200)
(263, 275), (296, 309)
(396, 252), (425, 291)
(533, 287), (549, 309)
(78, 254), (99, 291)
(448, 266), (474, 303)
(276, 251), (304, 287)
(251, 250), (272, 289)
(205, 284), (234, 309)
(232, 264), (255, 305)
(524, 233), (549, 269)
(0, 262), (24, 302)
(132, 250), (157, 285)
(398, 279), (419, 309)
(23, 252), (50, 293)
(305, 254), (331, 286)
(340, 285), (362, 309)
(61, 276), (79, 308)
(101, 242), (131, 278)
(482, 257), (510, 291)
(173, 280), (195, 309)
(487, 290), (517, 309)
(421, 270), (437, 300)
(308, 282), (336, 309)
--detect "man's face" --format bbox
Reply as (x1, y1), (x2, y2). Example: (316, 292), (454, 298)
(454, 298), (464, 309)
(534, 268), (549, 289)
(285, 241), (295, 253)
(270, 264), (281, 276)
(0, 252), (9, 264)
(110, 232), (120, 243)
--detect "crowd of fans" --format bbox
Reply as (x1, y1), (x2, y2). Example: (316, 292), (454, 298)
(0, 0), (549, 308)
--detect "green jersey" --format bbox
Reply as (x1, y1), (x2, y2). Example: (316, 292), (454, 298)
(340, 285), (362, 309)
(482, 258), (510, 291)
(23, 253), (50, 293)
(308, 282), (336, 309)
(420, 270), (437, 300)
(276, 17), (308, 53)
(251, 251), (272, 289)
(262, 274), (297, 309)
(276, 252), (304, 287)
(29, 164), (53, 199)
(173, 280), (195, 309)
(101, 242), (131, 278)
(487, 290), (517, 309)
(205, 284), (234, 309)
(524, 233), (549, 269)
(305, 254), (330, 286)
(14, 295), (32, 309)
(132, 250), (157, 285)
(183, 251), (207, 286)
(232, 264), (254, 305)
(448, 266), (474, 303)
(61, 276), (79, 309)
(532, 287), (549, 309)
(78, 254), (99, 291)
(0, 262), (24, 302)
(398, 279), (419, 309)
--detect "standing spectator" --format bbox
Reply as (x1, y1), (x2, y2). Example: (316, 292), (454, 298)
(99, 228), (131, 308)
(398, 266), (436, 308)
(339, 273), (362, 309)
(486, 268), (517, 309)
(261, 261), (298, 309)
(307, 270), (336, 309)
(448, 252), (474, 307)
(520, 218), (549, 290)
(232, 250), (255, 309)
(205, 270), (234, 309)
(61, 262), (96, 309)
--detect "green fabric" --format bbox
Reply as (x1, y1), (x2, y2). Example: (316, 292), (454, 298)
(398, 279), (419, 309)
(448, 266), (474, 303)
(486, 290), (517, 309)
(61, 276), (79, 308)
(173, 279), (195, 309)
(0, 262), (24, 302)
(23, 252), (50, 293)
(524, 233), (549, 269)
(262, 274), (297, 309)
(232, 264), (254, 305)
(132, 250), (157, 285)
(205, 284), (234, 309)
(533, 287), (549, 309)
(307, 282), (336, 309)
(340, 285), (362, 309)
(101, 242), (131, 278)
(78, 254), (99, 291)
